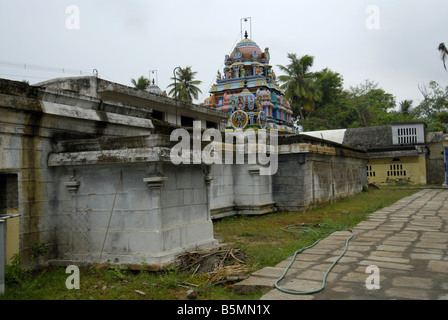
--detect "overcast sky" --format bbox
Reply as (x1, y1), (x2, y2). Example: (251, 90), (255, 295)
(1, 0), (447, 108)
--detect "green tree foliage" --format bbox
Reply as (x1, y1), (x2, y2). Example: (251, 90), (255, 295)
(345, 80), (397, 127)
(398, 99), (413, 115)
(167, 66), (202, 103)
(277, 54), (322, 122)
(298, 77), (399, 131)
(277, 51), (448, 132)
(277, 54), (403, 131)
(131, 76), (151, 90)
(299, 69), (354, 130)
(412, 81), (448, 131)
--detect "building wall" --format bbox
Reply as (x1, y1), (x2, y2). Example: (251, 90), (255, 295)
(5, 217), (20, 264)
(366, 156), (427, 184)
(0, 78), (369, 269)
(210, 162), (275, 219)
(210, 164), (236, 219)
(273, 153), (367, 212)
(0, 110), (58, 264)
(36, 76), (230, 131)
(0, 174), (20, 264)
(392, 123), (426, 145)
(0, 79), (154, 264)
(52, 162), (217, 267)
(426, 132), (446, 185)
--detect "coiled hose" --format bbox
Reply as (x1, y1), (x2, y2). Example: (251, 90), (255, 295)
(275, 225), (355, 295)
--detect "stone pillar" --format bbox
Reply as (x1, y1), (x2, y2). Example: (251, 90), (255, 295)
(144, 163), (167, 234)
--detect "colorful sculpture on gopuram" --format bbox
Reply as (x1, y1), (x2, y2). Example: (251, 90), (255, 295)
(204, 31), (296, 133)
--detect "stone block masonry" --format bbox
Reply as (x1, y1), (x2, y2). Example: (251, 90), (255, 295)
(0, 78), (368, 269)
(51, 162), (217, 267)
(272, 137), (367, 212)
(210, 135), (367, 218)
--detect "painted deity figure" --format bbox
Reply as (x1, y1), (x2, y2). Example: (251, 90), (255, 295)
(263, 47), (270, 61)
(240, 66), (245, 77)
(233, 47), (243, 60)
(222, 92), (231, 110)
(204, 94), (216, 109)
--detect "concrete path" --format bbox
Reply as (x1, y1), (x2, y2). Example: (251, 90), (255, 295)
(234, 189), (448, 300)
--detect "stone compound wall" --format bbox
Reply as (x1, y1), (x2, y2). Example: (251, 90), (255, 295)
(209, 137), (368, 218)
(0, 79), (368, 269)
(52, 162), (217, 268)
(210, 163), (275, 219)
(273, 153), (367, 212)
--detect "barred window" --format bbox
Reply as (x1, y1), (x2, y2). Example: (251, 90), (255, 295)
(397, 127), (417, 144)
(366, 165), (376, 177)
(387, 164), (406, 177)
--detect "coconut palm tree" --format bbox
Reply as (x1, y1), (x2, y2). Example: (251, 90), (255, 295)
(399, 99), (413, 115)
(131, 76), (151, 90)
(277, 53), (322, 122)
(168, 66), (202, 103)
(438, 43), (448, 71)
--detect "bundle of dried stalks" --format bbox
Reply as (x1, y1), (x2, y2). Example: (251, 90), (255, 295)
(176, 246), (250, 284)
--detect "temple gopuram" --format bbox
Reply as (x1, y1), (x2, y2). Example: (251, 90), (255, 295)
(147, 79), (167, 97)
(204, 31), (296, 133)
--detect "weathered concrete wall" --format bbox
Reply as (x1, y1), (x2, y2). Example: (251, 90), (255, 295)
(272, 153), (366, 212)
(233, 164), (274, 215)
(210, 162), (275, 219)
(426, 132), (445, 185)
(36, 76), (229, 131)
(0, 107), (59, 263)
(273, 136), (368, 212)
(0, 78), (368, 269)
(210, 136), (368, 218)
(210, 164), (236, 219)
(0, 79), (154, 264)
(52, 162), (217, 268)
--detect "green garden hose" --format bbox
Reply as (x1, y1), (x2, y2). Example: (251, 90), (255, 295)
(281, 223), (335, 237)
(274, 228), (355, 295)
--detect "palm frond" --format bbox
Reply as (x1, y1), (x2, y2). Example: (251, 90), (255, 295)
(438, 43), (448, 71)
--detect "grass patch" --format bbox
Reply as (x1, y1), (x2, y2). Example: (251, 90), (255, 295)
(0, 187), (420, 300)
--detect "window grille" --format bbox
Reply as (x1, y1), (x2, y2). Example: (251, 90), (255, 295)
(366, 165), (376, 177)
(387, 164), (406, 177)
(397, 127), (417, 144)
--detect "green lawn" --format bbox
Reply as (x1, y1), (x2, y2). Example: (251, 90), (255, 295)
(1, 186), (420, 300)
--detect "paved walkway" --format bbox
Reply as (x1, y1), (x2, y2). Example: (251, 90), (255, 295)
(234, 189), (448, 300)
